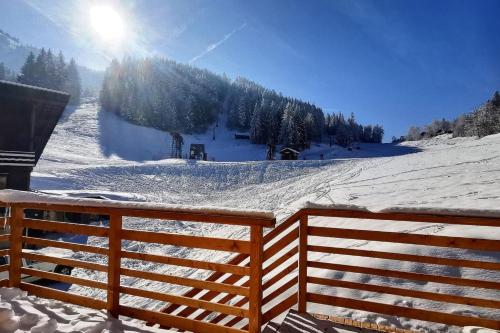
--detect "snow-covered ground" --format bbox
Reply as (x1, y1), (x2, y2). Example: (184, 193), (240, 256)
(17, 101), (500, 332)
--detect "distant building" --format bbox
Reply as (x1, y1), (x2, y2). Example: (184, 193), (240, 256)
(234, 133), (250, 140)
(189, 144), (207, 160)
(0, 81), (69, 190)
(279, 147), (299, 160)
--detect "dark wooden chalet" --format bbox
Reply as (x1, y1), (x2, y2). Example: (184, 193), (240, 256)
(279, 147), (300, 160)
(0, 80), (69, 190)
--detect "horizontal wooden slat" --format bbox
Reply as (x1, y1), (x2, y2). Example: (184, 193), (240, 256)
(307, 292), (500, 330)
(22, 252), (108, 272)
(308, 245), (500, 271)
(120, 305), (246, 333)
(263, 246), (298, 276)
(0, 264), (9, 273)
(21, 267), (107, 289)
(264, 227), (299, 261)
(22, 237), (108, 255)
(308, 226), (500, 252)
(0, 234), (10, 242)
(308, 276), (500, 309)
(122, 250), (249, 276)
(304, 208), (500, 227)
(121, 267), (249, 296)
(121, 286), (249, 318)
(15, 202), (275, 227)
(23, 219), (108, 237)
(121, 229), (250, 254)
(0, 279), (8, 287)
(20, 282), (106, 310)
(0, 249), (9, 256)
(308, 261), (500, 290)
(262, 293), (297, 324)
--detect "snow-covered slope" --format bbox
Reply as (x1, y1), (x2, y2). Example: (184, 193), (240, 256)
(30, 102), (500, 332)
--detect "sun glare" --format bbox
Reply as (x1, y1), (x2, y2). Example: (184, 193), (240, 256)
(90, 5), (124, 41)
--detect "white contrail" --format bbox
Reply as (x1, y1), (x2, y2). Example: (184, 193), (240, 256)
(189, 23), (247, 64)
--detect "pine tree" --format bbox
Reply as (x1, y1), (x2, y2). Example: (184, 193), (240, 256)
(65, 58), (81, 105)
(0, 63), (5, 80)
(17, 52), (36, 85)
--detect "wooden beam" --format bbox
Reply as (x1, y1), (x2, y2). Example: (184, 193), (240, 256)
(122, 250), (250, 276)
(22, 252), (108, 272)
(23, 218), (108, 237)
(9, 205), (23, 288)
(308, 245), (500, 271)
(298, 214), (308, 313)
(21, 267), (107, 289)
(248, 225), (264, 333)
(308, 276), (500, 309)
(307, 261), (500, 290)
(263, 227), (299, 261)
(107, 214), (122, 317)
(22, 236), (108, 255)
(307, 292), (500, 330)
(308, 226), (500, 251)
(122, 229), (251, 254)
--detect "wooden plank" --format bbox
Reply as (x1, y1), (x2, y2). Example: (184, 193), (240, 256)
(262, 275), (298, 305)
(307, 261), (500, 290)
(298, 214), (308, 313)
(248, 225), (264, 333)
(121, 267), (249, 296)
(120, 305), (247, 333)
(263, 245), (297, 276)
(22, 252), (108, 272)
(308, 276), (500, 309)
(262, 293), (297, 324)
(107, 214), (122, 317)
(308, 226), (500, 252)
(307, 292), (500, 330)
(0, 279), (9, 287)
(23, 218), (108, 237)
(121, 229), (251, 254)
(122, 250), (250, 276)
(303, 208), (500, 227)
(20, 282), (106, 310)
(0, 264), (9, 273)
(263, 227), (299, 261)
(22, 237), (108, 255)
(263, 210), (301, 244)
(14, 202), (275, 227)
(121, 286), (249, 318)
(0, 249), (9, 257)
(9, 205), (23, 288)
(20, 267), (107, 289)
(308, 245), (500, 271)
(211, 295), (249, 326)
(0, 234), (10, 242)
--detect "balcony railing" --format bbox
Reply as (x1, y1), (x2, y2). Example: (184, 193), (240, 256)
(1, 191), (499, 332)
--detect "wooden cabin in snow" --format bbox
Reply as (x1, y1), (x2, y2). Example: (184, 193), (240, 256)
(0, 81), (69, 190)
(279, 147), (299, 160)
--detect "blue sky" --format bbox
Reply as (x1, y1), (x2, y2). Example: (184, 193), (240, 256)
(1, 0), (499, 139)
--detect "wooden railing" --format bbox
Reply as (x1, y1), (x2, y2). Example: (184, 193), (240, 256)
(0, 192), (499, 332)
(0, 195), (275, 333)
(164, 207), (500, 331)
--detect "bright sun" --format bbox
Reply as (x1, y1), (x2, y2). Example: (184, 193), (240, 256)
(90, 6), (124, 40)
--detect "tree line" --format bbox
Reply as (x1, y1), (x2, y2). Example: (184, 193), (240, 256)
(405, 91), (500, 141)
(0, 62), (16, 81)
(17, 49), (81, 105)
(100, 57), (384, 150)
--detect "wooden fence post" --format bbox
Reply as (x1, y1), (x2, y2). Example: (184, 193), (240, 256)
(298, 214), (308, 313)
(9, 205), (23, 288)
(107, 214), (122, 317)
(248, 225), (264, 333)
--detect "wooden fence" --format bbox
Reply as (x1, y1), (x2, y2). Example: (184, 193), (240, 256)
(0, 194), (499, 332)
(0, 198), (275, 333)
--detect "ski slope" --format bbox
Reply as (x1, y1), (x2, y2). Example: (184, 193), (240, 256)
(27, 101), (500, 332)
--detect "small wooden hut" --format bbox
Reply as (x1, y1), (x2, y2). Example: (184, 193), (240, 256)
(279, 147), (299, 160)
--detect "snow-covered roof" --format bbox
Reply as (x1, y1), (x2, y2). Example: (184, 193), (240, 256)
(0, 189), (275, 220)
(0, 80), (69, 97)
(279, 147), (300, 154)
